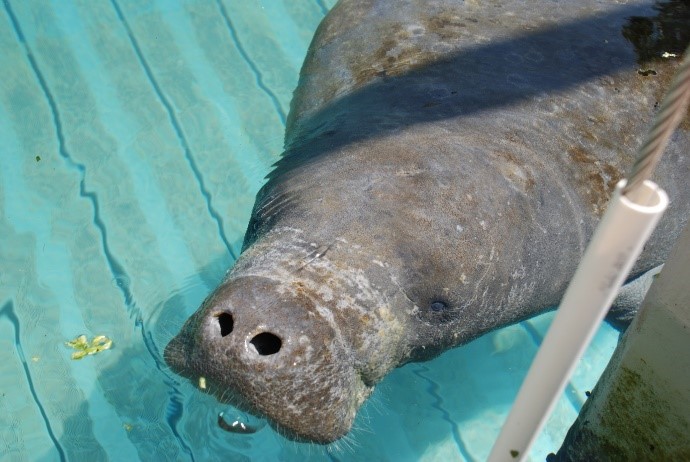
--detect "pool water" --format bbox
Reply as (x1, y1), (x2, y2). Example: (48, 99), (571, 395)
(0, 1), (619, 460)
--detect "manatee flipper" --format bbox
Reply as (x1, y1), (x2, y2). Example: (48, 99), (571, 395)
(605, 265), (663, 330)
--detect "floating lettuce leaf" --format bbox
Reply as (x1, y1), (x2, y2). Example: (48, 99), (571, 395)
(65, 334), (113, 360)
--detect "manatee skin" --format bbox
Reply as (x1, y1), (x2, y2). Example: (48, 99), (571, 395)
(165, 0), (690, 443)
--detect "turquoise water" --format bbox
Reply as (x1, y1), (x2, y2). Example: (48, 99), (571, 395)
(0, 1), (619, 460)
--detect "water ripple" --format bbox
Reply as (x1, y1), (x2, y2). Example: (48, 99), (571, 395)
(412, 364), (477, 462)
(109, 0), (238, 261)
(3, 1), (197, 457)
(315, 0), (329, 16)
(0, 300), (66, 461)
(3, 0), (139, 318)
(214, 0), (288, 126)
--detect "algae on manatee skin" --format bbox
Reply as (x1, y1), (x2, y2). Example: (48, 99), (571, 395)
(65, 334), (113, 360)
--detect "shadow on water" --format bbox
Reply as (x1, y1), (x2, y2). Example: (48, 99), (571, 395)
(42, 1), (690, 460)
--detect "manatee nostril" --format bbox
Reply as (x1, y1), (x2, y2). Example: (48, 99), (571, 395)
(216, 312), (234, 337)
(249, 332), (282, 356)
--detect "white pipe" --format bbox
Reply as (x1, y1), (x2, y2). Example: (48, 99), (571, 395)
(488, 179), (668, 462)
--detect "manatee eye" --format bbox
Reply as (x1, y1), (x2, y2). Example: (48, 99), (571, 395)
(430, 301), (448, 312)
(417, 299), (456, 324)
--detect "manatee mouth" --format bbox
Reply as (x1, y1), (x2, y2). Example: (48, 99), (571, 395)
(163, 276), (375, 443)
(165, 330), (372, 443)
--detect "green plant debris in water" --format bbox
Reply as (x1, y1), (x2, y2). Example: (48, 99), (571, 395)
(65, 334), (113, 360)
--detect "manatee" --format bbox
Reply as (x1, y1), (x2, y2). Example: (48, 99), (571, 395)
(165, 0), (690, 443)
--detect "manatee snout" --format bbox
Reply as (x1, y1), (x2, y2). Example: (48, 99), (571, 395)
(164, 275), (372, 443)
